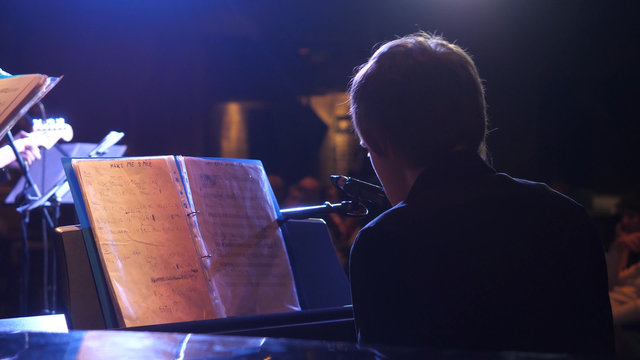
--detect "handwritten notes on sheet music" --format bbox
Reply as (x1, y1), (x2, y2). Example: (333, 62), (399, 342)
(183, 157), (300, 316)
(72, 157), (217, 327)
(71, 156), (299, 327)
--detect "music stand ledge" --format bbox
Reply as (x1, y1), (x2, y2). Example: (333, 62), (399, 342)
(54, 220), (355, 342)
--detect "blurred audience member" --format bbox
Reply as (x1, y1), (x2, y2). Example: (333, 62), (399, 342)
(324, 185), (360, 270)
(608, 191), (640, 323)
(281, 176), (361, 271)
(605, 190), (640, 357)
(282, 176), (322, 208)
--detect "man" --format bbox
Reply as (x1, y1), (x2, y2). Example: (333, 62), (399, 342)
(348, 32), (614, 355)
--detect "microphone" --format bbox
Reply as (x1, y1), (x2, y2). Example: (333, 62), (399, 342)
(330, 175), (390, 211)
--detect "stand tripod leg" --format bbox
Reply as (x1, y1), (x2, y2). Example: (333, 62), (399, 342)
(19, 213), (30, 316)
(51, 204), (60, 312)
(41, 205), (58, 314)
(42, 215), (49, 313)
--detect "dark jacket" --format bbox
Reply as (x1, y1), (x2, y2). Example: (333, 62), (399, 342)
(349, 152), (614, 355)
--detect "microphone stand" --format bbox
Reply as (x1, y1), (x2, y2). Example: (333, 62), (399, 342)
(6, 130), (56, 315)
(279, 174), (391, 223)
(330, 174), (390, 213)
(17, 131), (125, 214)
(279, 200), (368, 223)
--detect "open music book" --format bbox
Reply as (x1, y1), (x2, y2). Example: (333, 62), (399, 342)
(63, 156), (300, 328)
(0, 74), (61, 142)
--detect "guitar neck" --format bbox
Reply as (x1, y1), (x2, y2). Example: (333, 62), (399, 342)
(0, 119), (73, 169)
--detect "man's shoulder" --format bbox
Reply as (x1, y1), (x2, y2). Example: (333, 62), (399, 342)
(358, 201), (411, 235)
(351, 202), (412, 252)
(495, 173), (586, 213)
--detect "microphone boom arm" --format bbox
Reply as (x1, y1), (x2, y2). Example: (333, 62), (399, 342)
(279, 201), (367, 222)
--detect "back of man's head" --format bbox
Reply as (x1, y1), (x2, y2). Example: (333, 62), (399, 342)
(349, 32), (488, 165)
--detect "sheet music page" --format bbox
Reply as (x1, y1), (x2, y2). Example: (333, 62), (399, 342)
(174, 155), (227, 318)
(0, 74), (45, 140)
(71, 156), (218, 327)
(182, 157), (300, 316)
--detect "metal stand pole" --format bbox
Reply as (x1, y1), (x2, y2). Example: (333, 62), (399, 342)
(19, 212), (30, 315)
(6, 131), (56, 315)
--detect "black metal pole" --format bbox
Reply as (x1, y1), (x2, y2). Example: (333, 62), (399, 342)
(19, 212), (30, 316)
(7, 130), (57, 314)
(42, 214), (49, 313)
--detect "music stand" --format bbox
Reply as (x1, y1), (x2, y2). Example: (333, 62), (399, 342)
(10, 131), (125, 315)
(1, 75), (63, 316)
(0, 76), (61, 142)
(13, 131), (126, 211)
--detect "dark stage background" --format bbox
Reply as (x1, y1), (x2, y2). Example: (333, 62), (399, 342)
(0, 0), (639, 316)
(1, 0), (639, 191)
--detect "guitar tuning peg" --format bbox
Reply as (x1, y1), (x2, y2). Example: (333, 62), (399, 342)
(33, 118), (43, 130)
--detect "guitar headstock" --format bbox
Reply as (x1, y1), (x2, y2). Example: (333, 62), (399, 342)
(32, 118), (74, 149)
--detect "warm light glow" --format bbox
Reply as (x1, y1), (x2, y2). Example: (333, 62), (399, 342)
(220, 102), (249, 158)
(309, 92), (354, 181)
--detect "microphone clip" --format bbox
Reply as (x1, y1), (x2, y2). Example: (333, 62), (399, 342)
(330, 174), (390, 213)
